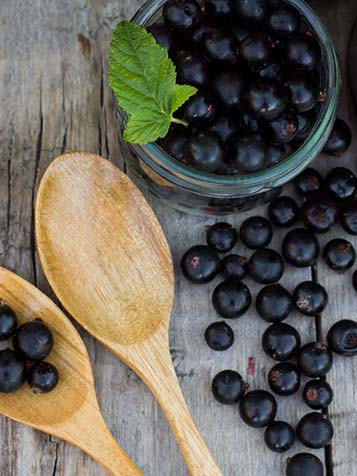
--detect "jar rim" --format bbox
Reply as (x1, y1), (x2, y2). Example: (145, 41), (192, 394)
(130, 0), (340, 196)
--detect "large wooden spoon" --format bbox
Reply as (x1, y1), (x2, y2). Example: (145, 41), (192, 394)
(0, 266), (142, 476)
(35, 152), (222, 476)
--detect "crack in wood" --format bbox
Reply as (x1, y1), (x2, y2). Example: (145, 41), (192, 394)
(6, 136), (14, 234)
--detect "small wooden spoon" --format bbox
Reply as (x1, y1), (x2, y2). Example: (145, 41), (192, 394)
(35, 152), (222, 476)
(0, 266), (142, 476)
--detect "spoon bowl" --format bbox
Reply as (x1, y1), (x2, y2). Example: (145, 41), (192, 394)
(36, 152), (222, 476)
(0, 266), (142, 476)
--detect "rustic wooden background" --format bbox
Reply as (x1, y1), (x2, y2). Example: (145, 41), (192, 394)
(0, 0), (356, 475)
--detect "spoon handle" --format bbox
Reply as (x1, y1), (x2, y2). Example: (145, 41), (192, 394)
(55, 396), (143, 476)
(125, 327), (222, 476)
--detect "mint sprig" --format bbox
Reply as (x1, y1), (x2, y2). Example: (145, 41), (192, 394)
(109, 21), (197, 145)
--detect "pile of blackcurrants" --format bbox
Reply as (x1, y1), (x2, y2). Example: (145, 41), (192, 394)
(146, 0), (352, 175)
(0, 302), (59, 394)
(181, 165), (357, 476)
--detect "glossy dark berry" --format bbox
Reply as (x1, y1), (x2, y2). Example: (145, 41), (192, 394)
(175, 50), (208, 87)
(204, 0), (234, 23)
(323, 238), (356, 272)
(325, 167), (356, 202)
(293, 281), (328, 316)
(323, 118), (352, 156)
(263, 111), (298, 144)
(213, 72), (244, 111)
(231, 134), (267, 172)
(233, 0), (267, 23)
(249, 248), (284, 284)
(206, 222), (238, 253)
(189, 18), (212, 44)
(296, 412), (334, 449)
(298, 342), (333, 377)
(232, 24), (249, 44)
(184, 91), (218, 126)
(264, 421), (295, 453)
(221, 254), (248, 280)
(341, 202), (357, 235)
(286, 453), (324, 476)
(301, 197), (337, 234)
(256, 61), (283, 82)
(163, 0), (203, 32)
(147, 24), (175, 55)
(268, 196), (299, 228)
(212, 280), (251, 318)
(0, 304), (18, 341)
(296, 112), (314, 141)
(265, 144), (286, 168)
(256, 284), (292, 323)
(158, 125), (188, 161)
(262, 322), (300, 360)
(239, 390), (277, 428)
(268, 362), (300, 396)
(240, 31), (274, 64)
(240, 216), (273, 249)
(13, 319), (53, 362)
(28, 362), (59, 394)
(282, 228), (320, 267)
(245, 81), (288, 121)
(205, 321), (234, 351)
(212, 370), (247, 404)
(208, 116), (239, 144)
(286, 36), (321, 71)
(204, 29), (238, 64)
(181, 245), (220, 283)
(286, 75), (317, 113)
(188, 131), (224, 172)
(303, 380), (333, 409)
(0, 349), (26, 393)
(240, 111), (260, 134)
(327, 319), (357, 356)
(267, 7), (300, 38)
(353, 270), (357, 293)
(294, 168), (322, 197)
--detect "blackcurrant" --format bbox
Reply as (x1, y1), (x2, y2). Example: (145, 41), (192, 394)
(204, 0), (234, 23)
(286, 453), (324, 476)
(221, 254), (248, 280)
(240, 31), (274, 64)
(265, 421), (295, 453)
(262, 111), (298, 144)
(13, 319), (54, 362)
(175, 50), (209, 87)
(206, 222), (238, 252)
(341, 202), (357, 235)
(324, 167), (356, 202)
(249, 248), (284, 284)
(28, 362), (59, 394)
(286, 74), (317, 113)
(239, 390), (277, 428)
(294, 168), (322, 197)
(163, 0), (203, 32)
(245, 81), (288, 121)
(0, 304), (18, 341)
(184, 91), (218, 126)
(204, 28), (238, 64)
(181, 245), (221, 283)
(268, 362), (301, 396)
(188, 131), (224, 172)
(158, 125), (188, 162)
(293, 281), (328, 316)
(267, 7), (300, 38)
(303, 379), (333, 409)
(0, 349), (26, 393)
(296, 412), (334, 449)
(323, 118), (352, 156)
(147, 24), (175, 55)
(209, 116), (239, 144)
(233, 0), (267, 23)
(240, 216), (273, 249)
(231, 134), (267, 173)
(298, 341), (333, 377)
(262, 322), (300, 360)
(268, 196), (299, 228)
(282, 228), (320, 267)
(213, 71), (244, 111)
(327, 319), (357, 356)
(300, 197), (337, 234)
(286, 36), (321, 71)
(205, 321), (234, 351)
(323, 238), (356, 272)
(212, 280), (251, 318)
(212, 370), (247, 404)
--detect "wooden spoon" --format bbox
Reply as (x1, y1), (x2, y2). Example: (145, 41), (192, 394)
(0, 266), (142, 476)
(35, 152), (222, 476)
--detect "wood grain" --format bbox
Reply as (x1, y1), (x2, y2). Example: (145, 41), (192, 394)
(0, 0), (356, 475)
(35, 152), (222, 476)
(0, 267), (142, 476)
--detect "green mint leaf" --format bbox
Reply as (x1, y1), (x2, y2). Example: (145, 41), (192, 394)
(109, 21), (197, 145)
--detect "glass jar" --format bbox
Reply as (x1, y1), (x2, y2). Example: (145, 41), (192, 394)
(122, 0), (340, 216)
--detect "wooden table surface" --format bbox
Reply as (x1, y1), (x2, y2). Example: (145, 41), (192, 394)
(0, 0), (356, 475)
